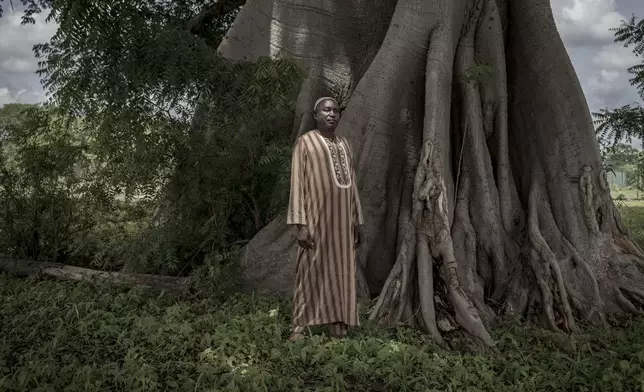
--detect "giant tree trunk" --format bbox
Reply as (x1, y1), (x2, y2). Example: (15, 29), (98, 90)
(218, 0), (644, 345)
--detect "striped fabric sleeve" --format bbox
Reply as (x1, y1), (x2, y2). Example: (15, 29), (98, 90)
(344, 139), (364, 226)
(351, 167), (364, 226)
(286, 137), (307, 225)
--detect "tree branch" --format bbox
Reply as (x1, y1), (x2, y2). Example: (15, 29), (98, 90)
(188, 0), (246, 38)
(0, 257), (188, 293)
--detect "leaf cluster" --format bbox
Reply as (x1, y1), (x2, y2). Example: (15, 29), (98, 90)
(594, 15), (644, 145)
(0, 0), (51, 23)
(594, 103), (644, 147)
(31, 0), (239, 117)
(613, 15), (644, 92)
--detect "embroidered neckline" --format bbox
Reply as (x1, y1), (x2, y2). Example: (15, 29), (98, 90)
(315, 130), (352, 189)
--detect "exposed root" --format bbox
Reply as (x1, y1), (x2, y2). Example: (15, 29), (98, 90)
(548, 252), (578, 332)
(402, 301), (415, 324)
(538, 198), (606, 324)
(394, 241), (414, 322)
(528, 180), (578, 332)
(615, 287), (641, 315)
(528, 248), (558, 330)
(417, 234), (445, 346)
(620, 287), (644, 316)
(562, 272), (606, 326)
(369, 200), (421, 325)
(371, 2), (497, 347)
(501, 262), (534, 316)
(451, 174), (497, 324)
(623, 286), (644, 302)
(415, 174), (494, 347)
(562, 272), (584, 317)
(0, 258), (188, 294)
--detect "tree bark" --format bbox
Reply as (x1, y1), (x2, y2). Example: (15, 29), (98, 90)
(219, 0), (644, 345)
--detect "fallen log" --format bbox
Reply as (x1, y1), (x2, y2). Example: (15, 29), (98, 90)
(0, 257), (188, 294)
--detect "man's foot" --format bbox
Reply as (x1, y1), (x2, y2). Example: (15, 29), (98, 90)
(329, 322), (348, 339)
(287, 332), (305, 342)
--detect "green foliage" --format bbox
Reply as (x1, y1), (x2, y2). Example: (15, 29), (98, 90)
(34, 1), (229, 117)
(0, 103), (34, 127)
(122, 57), (303, 275)
(602, 143), (640, 168)
(0, 0), (302, 277)
(601, 143), (644, 189)
(23, 0), (242, 202)
(594, 104), (644, 146)
(613, 14), (644, 57)
(185, 251), (244, 301)
(594, 15), (644, 145)
(613, 15), (644, 93)
(0, 104), (157, 268)
(0, 104), (111, 261)
(0, 56), (302, 277)
(3, 0), (247, 207)
(3, 275), (644, 391)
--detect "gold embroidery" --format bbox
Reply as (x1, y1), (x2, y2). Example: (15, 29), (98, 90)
(323, 136), (350, 186)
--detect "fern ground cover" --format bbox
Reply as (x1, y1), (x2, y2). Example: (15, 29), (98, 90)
(2, 274), (644, 392)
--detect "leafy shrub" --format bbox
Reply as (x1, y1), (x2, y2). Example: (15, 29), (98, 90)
(0, 1), (301, 281)
(2, 275), (644, 392)
(0, 55), (302, 280)
(0, 104), (121, 263)
(120, 56), (303, 275)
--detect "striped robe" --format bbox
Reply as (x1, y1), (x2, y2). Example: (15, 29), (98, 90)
(286, 130), (364, 327)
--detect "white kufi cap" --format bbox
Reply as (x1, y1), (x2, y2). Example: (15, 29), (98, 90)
(313, 97), (338, 111)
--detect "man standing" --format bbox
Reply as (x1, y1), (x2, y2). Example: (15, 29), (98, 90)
(286, 97), (364, 341)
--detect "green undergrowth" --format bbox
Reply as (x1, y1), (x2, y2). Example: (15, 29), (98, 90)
(2, 275), (644, 391)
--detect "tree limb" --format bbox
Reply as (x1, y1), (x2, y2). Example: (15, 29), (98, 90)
(188, 0), (246, 38)
(0, 257), (188, 293)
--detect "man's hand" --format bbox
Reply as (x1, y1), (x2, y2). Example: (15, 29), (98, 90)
(354, 225), (363, 249)
(297, 225), (314, 249)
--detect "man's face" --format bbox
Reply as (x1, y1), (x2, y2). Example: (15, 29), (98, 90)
(314, 99), (340, 131)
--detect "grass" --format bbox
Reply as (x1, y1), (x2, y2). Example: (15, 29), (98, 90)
(2, 275), (644, 391)
(612, 187), (644, 248)
(618, 201), (644, 247)
(611, 187), (642, 201)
